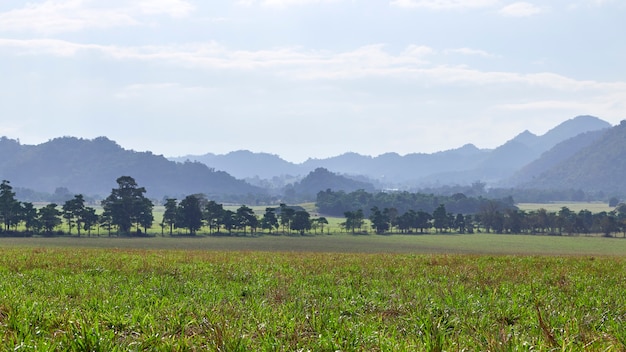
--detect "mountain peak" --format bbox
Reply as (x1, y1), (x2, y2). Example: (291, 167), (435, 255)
(541, 115), (611, 141)
(511, 130), (538, 146)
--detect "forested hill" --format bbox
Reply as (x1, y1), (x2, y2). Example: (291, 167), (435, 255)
(0, 136), (264, 199)
(518, 121), (626, 194)
(504, 129), (608, 186)
(287, 168), (376, 201)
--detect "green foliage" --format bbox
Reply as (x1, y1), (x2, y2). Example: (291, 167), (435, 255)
(162, 198), (178, 236)
(177, 195), (203, 235)
(1, 248), (626, 349)
(317, 189), (515, 217)
(38, 204), (62, 234)
(369, 206), (390, 234)
(0, 180), (20, 232)
(101, 176), (153, 235)
(260, 207), (279, 234)
(288, 168), (376, 202)
(290, 210), (311, 235)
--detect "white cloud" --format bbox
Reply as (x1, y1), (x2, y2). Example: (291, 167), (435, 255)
(0, 0), (194, 34)
(492, 90), (626, 123)
(3, 37), (625, 97)
(445, 47), (498, 58)
(0, 37), (102, 56)
(390, 0), (498, 10)
(498, 2), (543, 17)
(237, 0), (342, 7)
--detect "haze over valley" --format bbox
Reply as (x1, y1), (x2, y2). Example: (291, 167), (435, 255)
(2, 115), (624, 203)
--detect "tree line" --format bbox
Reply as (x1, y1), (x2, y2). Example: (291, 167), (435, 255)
(316, 188), (517, 217)
(340, 201), (626, 237)
(0, 177), (154, 236)
(0, 177), (329, 237)
(2, 176), (625, 237)
(161, 196), (328, 236)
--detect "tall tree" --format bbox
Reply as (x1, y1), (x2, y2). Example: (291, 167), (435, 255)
(432, 204), (448, 233)
(62, 194), (86, 236)
(370, 206), (390, 234)
(221, 209), (236, 235)
(101, 176), (153, 235)
(261, 207), (279, 234)
(204, 200), (225, 234)
(162, 198), (178, 236)
(236, 205), (257, 235)
(99, 210), (114, 237)
(38, 203), (62, 234)
(137, 197), (154, 235)
(279, 204), (295, 234)
(415, 210), (432, 234)
(454, 213), (466, 234)
(21, 202), (38, 233)
(313, 217), (328, 234)
(291, 210), (311, 235)
(178, 195), (203, 235)
(81, 207), (99, 237)
(0, 180), (19, 232)
(343, 209), (364, 234)
(397, 210), (415, 234)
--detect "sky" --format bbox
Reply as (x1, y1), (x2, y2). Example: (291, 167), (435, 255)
(0, 0), (624, 163)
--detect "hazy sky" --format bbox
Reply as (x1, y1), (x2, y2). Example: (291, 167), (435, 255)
(1, 0), (624, 162)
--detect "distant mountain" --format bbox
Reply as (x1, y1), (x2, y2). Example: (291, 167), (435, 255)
(505, 128), (609, 186)
(518, 121), (626, 194)
(474, 115), (612, 179)
(2, 115), (611, 201)
(289, 167), (376, 199)
(302, 145), (491, 185)
(537, 115), (611, 151)
(0, 136), (264, 199)
(170, 150), (303, 179)
(170, 115), (611, 188)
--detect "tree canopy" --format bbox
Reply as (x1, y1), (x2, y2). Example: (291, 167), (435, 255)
(101, 176), (153, 235)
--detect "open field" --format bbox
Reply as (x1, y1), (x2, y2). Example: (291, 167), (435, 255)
(1, 246), (625, 350)
(2, 232), (626, 255)
(517, 202), (614, 213)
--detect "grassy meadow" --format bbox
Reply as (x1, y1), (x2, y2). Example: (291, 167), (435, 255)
(1, 247), (626, 350)
(3, 201), (626, 350)
(1, 234), (626, 350)
(517, 202), (614, 213)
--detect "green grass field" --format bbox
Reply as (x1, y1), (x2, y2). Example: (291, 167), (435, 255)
(1, 246), (625, 350)
(2, 232), (626, 255)
(517, 202), (613, 213)
(3, 201), (625, 350)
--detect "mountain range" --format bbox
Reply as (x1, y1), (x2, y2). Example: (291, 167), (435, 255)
(1, 115), (624, 201)
(0, 136), (263, 200)
(171, 115), (614, 188)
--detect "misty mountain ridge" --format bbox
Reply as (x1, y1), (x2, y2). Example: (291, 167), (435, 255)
(516, 120), (626, 193)
(173, 115), (612, 188)
(1, 115), (621, 202)
(0, 136), (264, 200)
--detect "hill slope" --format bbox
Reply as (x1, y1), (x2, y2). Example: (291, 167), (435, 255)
(522, 121), (626, 194)
(289, 168), (376, 200)
(505, 129), (609, 186)
(474, 115), (612, 178)
(170, 150), (304, 179)
(0, 137), (263, 199)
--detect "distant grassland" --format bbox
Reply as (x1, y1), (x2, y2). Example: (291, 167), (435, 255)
(517, 202), (613, 213)
(1, 247), (625, 350)
(3, 233), (626, 256)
